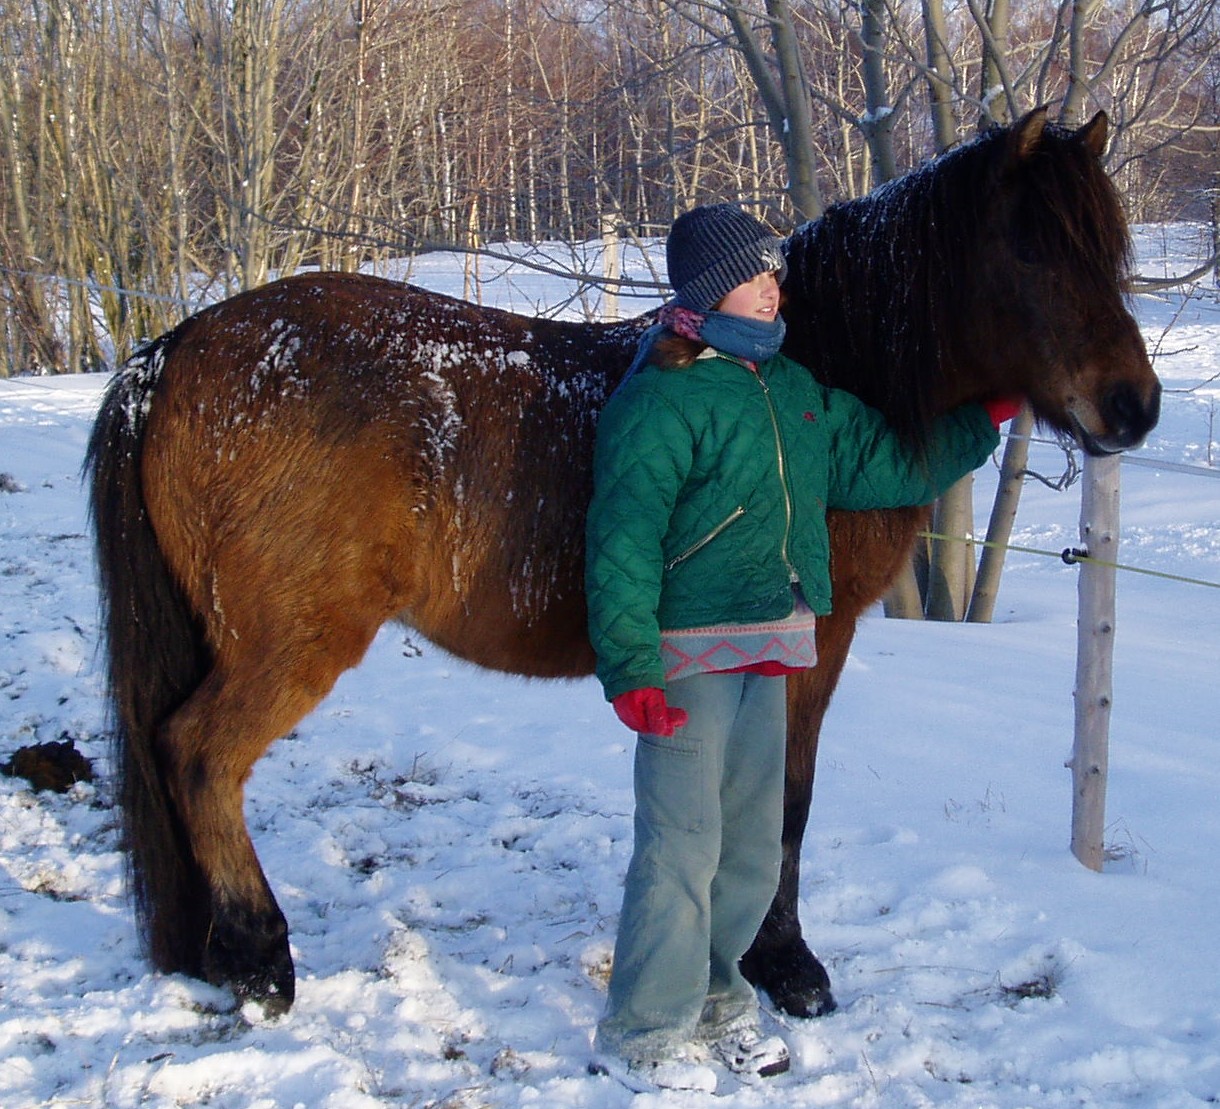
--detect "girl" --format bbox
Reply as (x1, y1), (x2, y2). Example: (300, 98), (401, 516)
(585, 203), (1017, 1093)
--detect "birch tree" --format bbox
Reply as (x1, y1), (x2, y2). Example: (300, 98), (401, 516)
(719, 0), (824, 220)
(0, 5), (63, 373)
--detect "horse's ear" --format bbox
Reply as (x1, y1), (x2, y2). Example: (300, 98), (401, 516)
(1076, 111), (1109, 159)
(1010, 107), (1049, 161)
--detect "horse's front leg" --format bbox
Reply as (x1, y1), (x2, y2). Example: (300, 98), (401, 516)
(739, 640), (849, 1018)
(742, 508), (926, 1017)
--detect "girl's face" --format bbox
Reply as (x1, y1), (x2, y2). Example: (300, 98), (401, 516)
(717, 271), (781, 322)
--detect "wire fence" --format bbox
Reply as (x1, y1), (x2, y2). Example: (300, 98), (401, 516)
(919, 527), (1220, 592)
(924, 429), (1220, 596)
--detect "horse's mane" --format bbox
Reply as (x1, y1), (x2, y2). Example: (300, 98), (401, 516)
(780, 118), (1133, 452)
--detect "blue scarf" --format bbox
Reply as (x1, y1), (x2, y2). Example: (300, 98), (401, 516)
(699, 311), (786, 363)
(622, 306), (787, 385)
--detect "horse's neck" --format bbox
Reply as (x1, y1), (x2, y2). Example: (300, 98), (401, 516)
(782, 209), (913, 397)
(782, 204), (966, 439)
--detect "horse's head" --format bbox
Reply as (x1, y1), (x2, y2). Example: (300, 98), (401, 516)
(986, 108), (1161, 455)
(780, 108), (1161, 458)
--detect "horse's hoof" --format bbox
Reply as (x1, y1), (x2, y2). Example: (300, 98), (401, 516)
(764, 970), (837, 1019)
(231, 967), (296, 1017)
(741, 939), (837, 1019)
(203, 952), (296, 1015)
(201, 904), (296, 1015)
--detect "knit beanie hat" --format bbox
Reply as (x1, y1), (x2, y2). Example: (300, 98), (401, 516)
(666, 203), (788, 312)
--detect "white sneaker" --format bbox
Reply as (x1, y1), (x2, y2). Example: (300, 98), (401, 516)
(709, 1026), (790, 1078)
(591, 1046), (719, 1093)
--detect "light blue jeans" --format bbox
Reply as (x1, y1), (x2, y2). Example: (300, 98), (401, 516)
(596, 671), (787, 1061)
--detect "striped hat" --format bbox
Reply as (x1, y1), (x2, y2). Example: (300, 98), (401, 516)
(666, 203), (787, 312)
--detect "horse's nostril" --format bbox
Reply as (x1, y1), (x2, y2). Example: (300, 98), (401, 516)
(1148, 379), (1163, 425)
(1104, 380), (1161, 443)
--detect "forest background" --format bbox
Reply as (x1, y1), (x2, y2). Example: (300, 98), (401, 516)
(2, 0), (1217, 379)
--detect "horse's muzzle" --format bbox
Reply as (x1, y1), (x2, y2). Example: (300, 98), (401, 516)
(1074, 378), (1162, 456)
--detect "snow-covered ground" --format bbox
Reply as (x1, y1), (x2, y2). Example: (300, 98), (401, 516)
(1, 226), (1218, 1108)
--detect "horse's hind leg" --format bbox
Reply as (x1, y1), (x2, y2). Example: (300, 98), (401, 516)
(156, 625), (370, 1012)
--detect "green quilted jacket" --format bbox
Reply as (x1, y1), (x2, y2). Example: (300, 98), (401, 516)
(585, 349), (999, 701)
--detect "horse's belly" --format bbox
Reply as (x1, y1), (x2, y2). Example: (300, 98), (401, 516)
(392, 602), (596, 680)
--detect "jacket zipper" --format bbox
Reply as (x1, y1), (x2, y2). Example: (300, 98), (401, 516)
(665, 506), (746, 570)
(756, 373), (800, 583)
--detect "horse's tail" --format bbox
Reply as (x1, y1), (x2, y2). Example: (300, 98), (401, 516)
(85, 339), (211, 977)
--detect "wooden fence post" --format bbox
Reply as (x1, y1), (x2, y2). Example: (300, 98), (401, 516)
(1070, 452), (1119, 871)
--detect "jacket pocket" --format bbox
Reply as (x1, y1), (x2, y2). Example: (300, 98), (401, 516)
(664, 506), (746, 571)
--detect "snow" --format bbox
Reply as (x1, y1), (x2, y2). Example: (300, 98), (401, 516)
(2, 229), (1219, 1107)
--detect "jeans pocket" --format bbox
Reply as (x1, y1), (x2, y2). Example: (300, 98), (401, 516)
(635, 730), (705, 834)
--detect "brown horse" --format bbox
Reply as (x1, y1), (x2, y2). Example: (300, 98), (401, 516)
(86, 109), (1159, 1018)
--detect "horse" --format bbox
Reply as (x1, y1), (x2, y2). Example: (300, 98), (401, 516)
(86, 108), (1160, 1019)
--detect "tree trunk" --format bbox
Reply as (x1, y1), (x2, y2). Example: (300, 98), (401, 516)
(343, 0), (369, 272)
(925, 474), (976, 621)
(860, 0), (897, 184)
(1212, 189), (1219, 288)
(883, 559), (925, 619)
(968, 407), (1032, 622)
(722, 0), (824, 221)
(0, 40), (62, 374)
(1063, 0), (1100, 126)
(978, 0), (1012, 125)
(922, 0), (956, 150)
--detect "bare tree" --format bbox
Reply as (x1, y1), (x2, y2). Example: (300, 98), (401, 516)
(717, 0), (824, 219)
(0, 6), (63, 374)
(2, 0), (1217, 380)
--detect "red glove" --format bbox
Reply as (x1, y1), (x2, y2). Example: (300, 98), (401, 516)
(983, 396), (1024, 428)
(612, 688), (689, 737)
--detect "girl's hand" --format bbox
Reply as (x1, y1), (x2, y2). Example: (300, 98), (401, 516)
(612, 688), (689, 736)
(984, 396), (1024, 427)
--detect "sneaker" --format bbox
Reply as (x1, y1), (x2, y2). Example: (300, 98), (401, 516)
(709, 1026), (790, 1078)
(590, 1046), (719, 1093)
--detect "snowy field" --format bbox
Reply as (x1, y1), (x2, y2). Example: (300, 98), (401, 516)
(1, 225), (1218, 1108)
